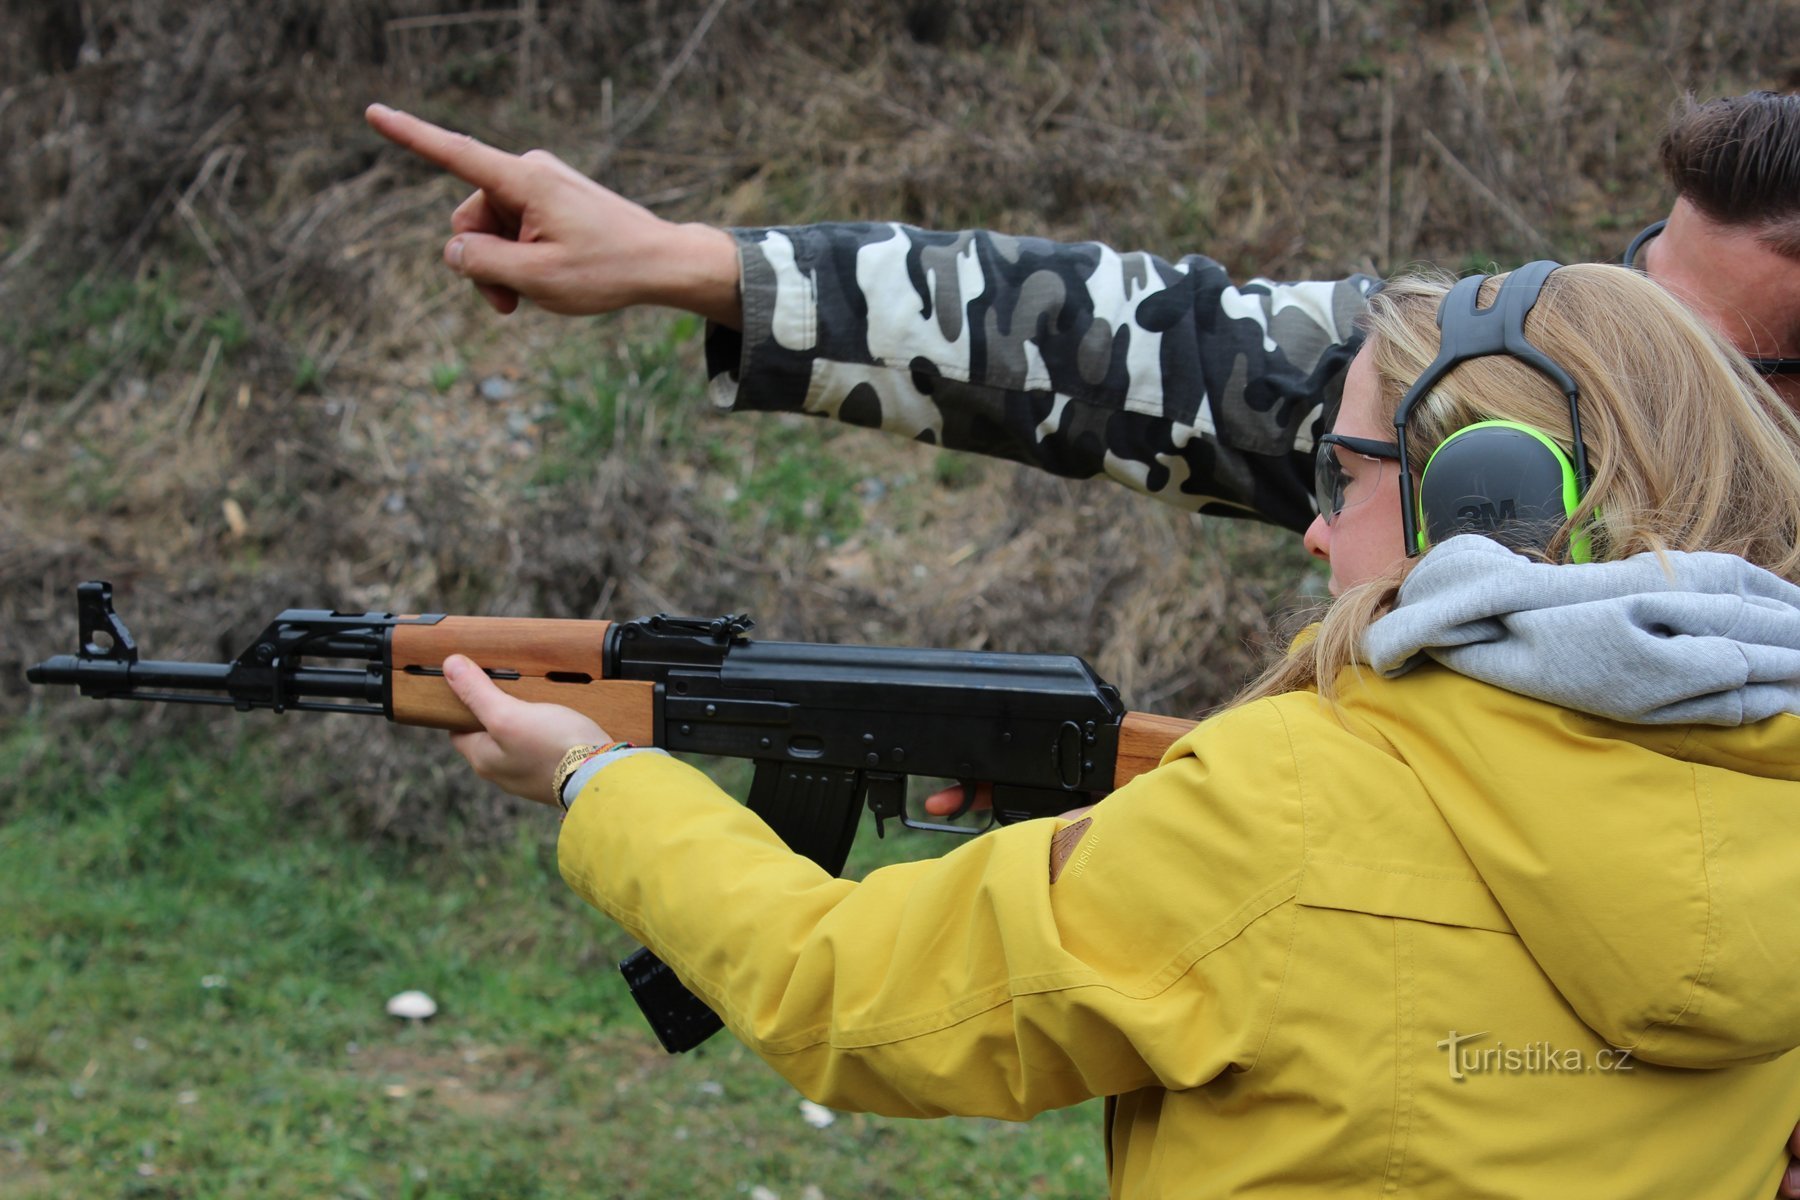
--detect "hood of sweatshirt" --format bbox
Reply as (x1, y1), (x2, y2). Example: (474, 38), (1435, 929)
(1353, 535), (1800, 1067)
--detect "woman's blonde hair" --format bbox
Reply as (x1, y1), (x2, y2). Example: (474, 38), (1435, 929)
(1234, 262), (1800, 706)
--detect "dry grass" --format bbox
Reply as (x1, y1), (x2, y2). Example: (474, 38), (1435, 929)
(2, 0), (1794, 840)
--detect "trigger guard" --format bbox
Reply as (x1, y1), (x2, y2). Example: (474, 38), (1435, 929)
(899, 779), (991, 837)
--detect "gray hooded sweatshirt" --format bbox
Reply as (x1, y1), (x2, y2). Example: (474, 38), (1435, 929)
(1361, 535), (1800, 726)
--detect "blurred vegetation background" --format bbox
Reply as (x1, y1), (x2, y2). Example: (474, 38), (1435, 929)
(1, 1), (1795, 1194)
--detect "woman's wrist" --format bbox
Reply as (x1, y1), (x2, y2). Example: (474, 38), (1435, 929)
(557, 742), (671, 810)
(551, 743), (613, 809)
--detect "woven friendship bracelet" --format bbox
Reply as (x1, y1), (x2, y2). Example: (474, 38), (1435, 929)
(551, 742), (626, 810)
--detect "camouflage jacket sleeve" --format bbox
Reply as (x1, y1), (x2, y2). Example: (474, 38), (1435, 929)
(703, 223), (1378, 533)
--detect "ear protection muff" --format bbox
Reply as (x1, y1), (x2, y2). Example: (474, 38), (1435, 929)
(1394, 260), (1593, 562)
(1416, 419), (1591, 561)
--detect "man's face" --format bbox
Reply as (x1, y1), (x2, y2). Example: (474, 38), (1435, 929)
(1644, 197), (1800, 407)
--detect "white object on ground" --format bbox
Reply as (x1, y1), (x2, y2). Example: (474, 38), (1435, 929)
(385, 990), (438, 1021)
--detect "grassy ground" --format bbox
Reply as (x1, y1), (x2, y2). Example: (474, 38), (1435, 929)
(0, 718), (1104, 1199)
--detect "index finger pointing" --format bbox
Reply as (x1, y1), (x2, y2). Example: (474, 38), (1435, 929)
(365, 103), (528, 200)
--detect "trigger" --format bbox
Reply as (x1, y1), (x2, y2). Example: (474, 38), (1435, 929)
(864, 773), (905, 838)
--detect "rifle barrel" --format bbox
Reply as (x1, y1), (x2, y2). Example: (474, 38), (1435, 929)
(26, 655), (385, 708)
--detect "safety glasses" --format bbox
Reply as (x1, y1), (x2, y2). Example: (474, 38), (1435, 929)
(1314, 433), (1401, 524)
(1623, 219), (1800, 377)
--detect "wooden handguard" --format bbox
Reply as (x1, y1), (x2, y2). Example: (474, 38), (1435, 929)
(388, 616), (657, 745)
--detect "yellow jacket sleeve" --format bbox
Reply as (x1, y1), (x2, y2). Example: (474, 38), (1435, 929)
(557, 700), (1306, 1120)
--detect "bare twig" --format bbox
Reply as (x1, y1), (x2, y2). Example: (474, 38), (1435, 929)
(69, 106), (244, 296)
(175, 335), (223, 436)
(58, 358), (118, 428)
(1394, 152), (1428, 271)
(176, 192), (254, 317)
(314, 324), (361, 385)
(181, 144), (234, 208)
(591, 575), (619, 620)
(384, 279), (464, 345)
(1027, 71), (1073, 136)
(1041, 112), (1181, 152)
(518, 0), (538, 108)
(276, 163), (395, 251)
(634, 180), (724, 207)
(1378, 71), (1393, 270)
(609, 0), (731, 146)
(678, 532), (779, 575)
(0, 221), (49, 279)
(385, 10), (523, 33)
(1473, 0), (1521, 114)
(364, 413), (403, 482)
(5, 390), (32, 447)
(1421, 128), (1549, 252)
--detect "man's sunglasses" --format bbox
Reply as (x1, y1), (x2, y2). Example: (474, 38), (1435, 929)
(1623, 219), (1800, 377)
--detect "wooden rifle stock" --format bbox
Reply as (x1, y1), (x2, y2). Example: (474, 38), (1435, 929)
(1113, 711), (1202, 789)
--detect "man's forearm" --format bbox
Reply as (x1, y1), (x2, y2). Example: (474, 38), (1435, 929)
(705, 222), (1375, 530)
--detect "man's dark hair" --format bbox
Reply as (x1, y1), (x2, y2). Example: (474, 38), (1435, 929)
(1660, 91), (1800, 260)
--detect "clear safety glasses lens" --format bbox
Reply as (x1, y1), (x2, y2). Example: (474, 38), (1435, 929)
(1315, 435), (1401, 524)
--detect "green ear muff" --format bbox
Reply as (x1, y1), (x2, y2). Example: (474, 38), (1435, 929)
(1394, 260), (1594, 562)
(1416, 420), (1591, 562)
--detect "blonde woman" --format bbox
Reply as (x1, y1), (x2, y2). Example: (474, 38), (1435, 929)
(443, 262), (1800, 1197)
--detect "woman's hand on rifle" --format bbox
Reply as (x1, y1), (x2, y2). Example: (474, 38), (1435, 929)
(441, 654), (607, 806)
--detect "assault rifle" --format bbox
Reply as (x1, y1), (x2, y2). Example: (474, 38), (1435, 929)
(28, 581), (1197, 1052)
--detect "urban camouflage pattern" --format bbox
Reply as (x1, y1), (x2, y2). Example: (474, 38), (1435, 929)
(704, 223), (1378, 533)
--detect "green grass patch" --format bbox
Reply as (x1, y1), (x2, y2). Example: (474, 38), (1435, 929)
(0, 719), (1105, 1197)
(533, 315), (705, 487)
(430, 361), (467, 394)
(723, 421), (866, 544)
(532, 316), (866, 543)
(11, 270), (253, 404)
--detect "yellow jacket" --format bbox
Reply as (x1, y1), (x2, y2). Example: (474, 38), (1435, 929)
(559, 661), (1800, 1197)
